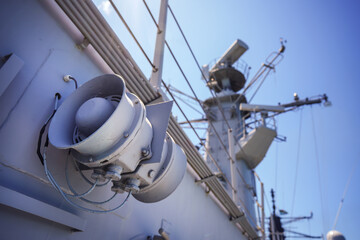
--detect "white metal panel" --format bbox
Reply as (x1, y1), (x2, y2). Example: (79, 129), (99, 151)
(0, 54), (24, 97)
(0, 186), (86, 231)
(240, 103), (285, 113)
(236, 126), (277, 169)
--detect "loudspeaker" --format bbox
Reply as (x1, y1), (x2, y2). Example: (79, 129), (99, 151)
(48, 74), (186, 203)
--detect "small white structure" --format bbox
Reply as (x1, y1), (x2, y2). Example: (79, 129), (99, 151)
(327, 230), (346, 240)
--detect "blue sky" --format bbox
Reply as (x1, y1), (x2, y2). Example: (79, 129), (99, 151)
(95, 0), (360, 238)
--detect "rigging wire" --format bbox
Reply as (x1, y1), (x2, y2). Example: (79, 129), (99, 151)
(332, 158), (359, 229)
(111, 0), (260, 212)
(162, 80), (237, 192)
(167, 84), (202, 103)
(170, 90), (205, 116)
(264, 188), (274, 216)
(310, 107), (326, 234)
(109, 0), (157, 71)
(161, 31), (253, 194)
(166, 4), (244, 134)
(108, 0), (243, 196)
(163, 81), (262, 229)
(275, 141), (279, 194)
(143, 0), (245, 139)
(166, 4), (269, 182)
(164, 80), (263, 229)
(148, 1), (253, 185)
(290, 109), (303, 222)
(248, 68), (273, 103)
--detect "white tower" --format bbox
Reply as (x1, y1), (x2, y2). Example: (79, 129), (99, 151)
(204, 40), (278, 229)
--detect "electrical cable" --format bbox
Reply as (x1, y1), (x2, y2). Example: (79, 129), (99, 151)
(64, 152), (99, 198)
(38, 93), (128, 213)
(332, 158), (359, 230)
(68, 75), (78, 89)
(37, 93), (61, 165)
(44, 149), (131, 213)
(71, 153), (111, 187)
(65, 152), (118, 205)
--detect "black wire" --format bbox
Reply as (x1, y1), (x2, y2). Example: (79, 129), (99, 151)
(37, 93), (61, 165)
(69, 76), (78, 89)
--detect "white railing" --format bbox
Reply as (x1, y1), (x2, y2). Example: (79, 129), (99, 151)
(238, 111), (277, 140)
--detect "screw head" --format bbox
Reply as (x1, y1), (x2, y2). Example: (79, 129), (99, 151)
(141, 148), (149, 157)
(148, 170), (155, 178)
(123, 132), (129, 138)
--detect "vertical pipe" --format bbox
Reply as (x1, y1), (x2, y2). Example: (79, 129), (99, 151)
(270, 214), (277, 240)
(228, 128), (237, 203)
(150, 0), (168, 89)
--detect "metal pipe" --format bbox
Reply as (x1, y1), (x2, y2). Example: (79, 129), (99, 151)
(74, 1), (141, 92)
(150, 0), (169, 89)
(76, 0), (156, 102)
(74, 0), (157, 102)
(228, 128), (237, 203)
(83, 0), (150, 86)
(58, 1), (142, 99)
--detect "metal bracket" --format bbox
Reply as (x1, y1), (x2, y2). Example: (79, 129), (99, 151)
(195, 173), (223, 183)
(230, 214), (246, 223)
(76, 38), (90, 50)
(141, 101), (173, 164)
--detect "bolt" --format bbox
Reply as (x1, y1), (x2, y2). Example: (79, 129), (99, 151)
(148, 170), (155, 178)
(141, 148), (149, 157)
(134, 100), (139, 104)
(125, 178), (140, 193)
(105, 171), (121, 181)
(104, 165), (123, 181)
(111, 182), (125, 194)
(123, 132), (129, 138)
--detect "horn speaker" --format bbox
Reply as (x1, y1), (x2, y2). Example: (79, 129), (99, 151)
(48, 74), (186, 203)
